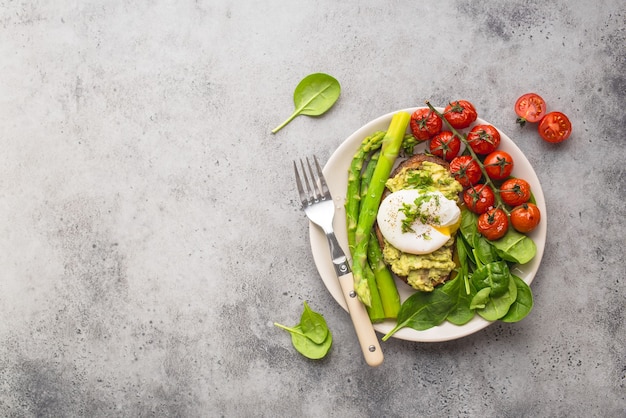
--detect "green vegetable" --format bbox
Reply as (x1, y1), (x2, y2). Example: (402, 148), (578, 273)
(471, 260), (511, 298)
(490, 229), (537, 264)
(501, 275), (534, 322)
(473, 273), (518, 321)
(382, 286), (454, 341)
(351, 112), (411, 306)
(274, 301), (332, 359)
(271, 73), (341, 134)
(440, 273), (475, 325)
(367, 230), (401, 319)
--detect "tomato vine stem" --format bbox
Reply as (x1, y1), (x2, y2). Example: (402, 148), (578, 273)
(425, 101), (509, 214)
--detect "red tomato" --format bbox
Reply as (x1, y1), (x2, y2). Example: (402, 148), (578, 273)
(510, 203), (541, 233)
(443, 100), (478, 129)
(449, 155), (482, 188)
(538, 111), (572, 143)
(500, 178), (531, 206)
(477, 208), (509, 240)
(483, 150), (514, 180)
(515, 93), (546, 126)
(410, 108), (442, 141)
(463, 184), (495, 214)
(429, 131), (461, 162)
(467, 124), (501, 155)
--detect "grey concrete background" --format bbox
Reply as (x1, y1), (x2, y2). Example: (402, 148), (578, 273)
(1, 1), (624, 417)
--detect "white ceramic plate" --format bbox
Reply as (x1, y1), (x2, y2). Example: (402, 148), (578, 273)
(309, 107), (547, 342)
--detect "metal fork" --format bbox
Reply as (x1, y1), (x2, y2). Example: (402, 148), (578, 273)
(294, 156), (383, 367)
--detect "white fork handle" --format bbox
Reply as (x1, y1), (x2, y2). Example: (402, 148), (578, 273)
(337, 272), (384, 367)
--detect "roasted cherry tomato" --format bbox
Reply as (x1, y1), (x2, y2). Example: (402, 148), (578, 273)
(429, 131), (461, 162)
(449, 155), (482, 188)
(443, 100), (478, 129)
(467, 124), (501, 155)
(500, 178), (531, 206)
(538, 111), (572, 143)
(510, 203), (541, 233)
(463, 184), (495, 214)
(477, 208), (509, 240)
(410, 108), (442, 141)
(483, 150), (514, 180)
(515, 93), (546, 126)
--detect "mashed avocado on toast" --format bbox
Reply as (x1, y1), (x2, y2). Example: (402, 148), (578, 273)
(376, 156), (463, 292)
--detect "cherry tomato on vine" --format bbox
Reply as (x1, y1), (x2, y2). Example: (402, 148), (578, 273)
(467, 124), (501, 155)
(443, 100), (478, 129)
(477, 207), (509, 240)
(510, 203), (541, 233)
(449, 155), (482, 188)
(483, 150), (514, 180)
(538, 111), (572, 143)
(515, 93), (546, 126)
(463, 184), (495, 214)
(410, 108), (442, 141)
(429, 131), (461, 162)
(500, 178), (531, 206)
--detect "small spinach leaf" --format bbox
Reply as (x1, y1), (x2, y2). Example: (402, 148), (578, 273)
(271, 73), (341, 133)
(300, 301), (329, 344)
(382, 288), (454, 340)
(441, 274), (475, 325)
(471, 260), (511, 297)
(489, 229), (537, 264)
(475, 274), (518, 321)
(470, 287), (492, 310)
(501, 275), (534, 323)
(274, 301), (332, 359)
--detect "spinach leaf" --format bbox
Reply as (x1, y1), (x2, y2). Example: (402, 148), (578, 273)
(501, 275), (534, 323)
(299, 301), (329, 344)
(460, 208), (480, 248)
(441, 274), (475, 325)
(470, 287), (492, 310)
(489, 229), (537, 264)
(474, 274), (518, 321)
(382, 288), (454, 340)
(475, 235), (498, 265)
(471, 260), (511, 297)
(271, 73), (341, 133)
(274, 301), (332, 359)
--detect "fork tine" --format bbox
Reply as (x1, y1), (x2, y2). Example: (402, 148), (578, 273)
(293, 161), (307, 206)
(313, 156), (330, 198)
(306, 157), (323, 200)
(300, 159), (314, 202)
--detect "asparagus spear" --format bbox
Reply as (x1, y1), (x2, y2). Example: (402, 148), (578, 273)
(367, 230), (401, 318)
(352, 112), (411, 305)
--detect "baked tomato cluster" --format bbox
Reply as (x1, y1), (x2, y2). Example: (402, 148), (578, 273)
(419, 99), (542, 241)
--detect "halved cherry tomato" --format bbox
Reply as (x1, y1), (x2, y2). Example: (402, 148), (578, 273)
(510, 203), (541, 233)
(500, 178), (531, 206)
(483, 150), (514, 180)
(515, 93), (546, 126)
(467, 124), (501, 155)
(463, 184), (495, 214)
(429, 131), (461, 162)
(449, 155), (482, 188)
(443, 100), (478, 129)
(538, 111), (572, 143)
(410, 108), (442, 141)
(477, 208), (509, 240)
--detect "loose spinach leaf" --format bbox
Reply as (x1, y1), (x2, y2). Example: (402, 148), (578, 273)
(271, 73), (341, 133)
(475, 274), (518, 321)
(289, 325), (333, 360)
(471, 260), (511, 297)
(441, 274), (475, 325)
(460, 208), (480, 248)
(299, 301), (329, 344)
(470, 287), (492, 310)
(274, 302), (332, 359)
(475, 235), (498, 265)
(501, 275), (534, 323)
(382, 288), (454, 340)
(489, 229), (537, 264)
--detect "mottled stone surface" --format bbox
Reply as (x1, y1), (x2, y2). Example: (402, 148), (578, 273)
(0, 1), (624, 417)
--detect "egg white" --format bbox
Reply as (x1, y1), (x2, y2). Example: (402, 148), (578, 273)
(377, 189), (461, 255)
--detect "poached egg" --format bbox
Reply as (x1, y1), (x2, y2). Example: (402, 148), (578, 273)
(377, 189), (461, 255)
